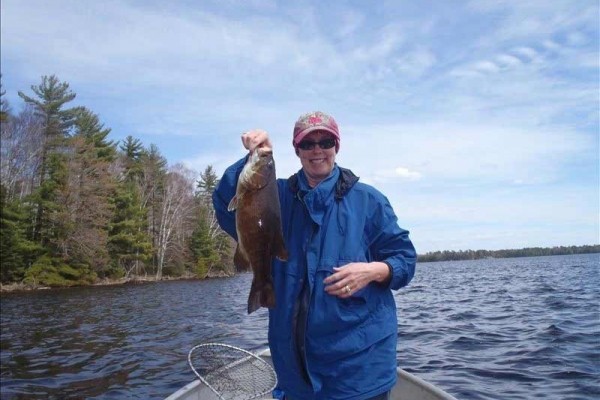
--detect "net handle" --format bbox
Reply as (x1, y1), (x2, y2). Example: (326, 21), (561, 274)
(187, 343), (276, 400)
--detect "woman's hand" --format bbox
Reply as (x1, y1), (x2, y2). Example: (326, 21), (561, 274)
(241, 129), (272, 153)
(323, 262), (390, 298)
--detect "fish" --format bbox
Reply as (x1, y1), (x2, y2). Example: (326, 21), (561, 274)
(227, 147), (287, 314)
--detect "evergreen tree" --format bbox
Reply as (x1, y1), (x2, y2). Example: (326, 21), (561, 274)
(73, 107), (116, 161)
(196, 165), (219, 199)
(0, 185), (43, 282)
(21, 152), (97, 286)
(190, 165), (232, 277)
(189, 210), (219, 278)
(108, 182), (153, 277)
(105, 136), (156, 277)
(119, 135), (145, 182)
(17, 75), (78, 245)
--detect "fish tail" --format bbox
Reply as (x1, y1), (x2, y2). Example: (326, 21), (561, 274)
(247, 279), (262, 314)
(247, 284), (260, 314)
(261, 283), (276, 309)
(247, 281), (276, 314)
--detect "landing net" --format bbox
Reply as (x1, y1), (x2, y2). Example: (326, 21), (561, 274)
(188, 343), (277, 400)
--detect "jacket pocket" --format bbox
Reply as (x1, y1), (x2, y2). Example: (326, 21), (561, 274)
(311, 259), (372, 333)
(319, 258), (372, 298)
(307, 259), (396, 362)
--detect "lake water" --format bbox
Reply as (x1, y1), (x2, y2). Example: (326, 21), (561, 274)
(0, 254), (598, 399)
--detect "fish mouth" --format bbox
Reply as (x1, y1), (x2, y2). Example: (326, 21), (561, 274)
(247, 148), (272, 166)
(256, 147), (273, 157)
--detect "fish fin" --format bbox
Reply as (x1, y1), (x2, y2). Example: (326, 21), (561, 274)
(247, 281), (261, 314)
(272, 232), (288, 261)
(227, 196), (238, 212)
(247, 280), (276, 314)
(234, 245), (251, 272)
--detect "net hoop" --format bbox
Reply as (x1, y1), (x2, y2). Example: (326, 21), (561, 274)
(187, 343), (277, 400)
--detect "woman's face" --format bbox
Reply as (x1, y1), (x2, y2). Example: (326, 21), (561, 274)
(296, 130), (337, 187)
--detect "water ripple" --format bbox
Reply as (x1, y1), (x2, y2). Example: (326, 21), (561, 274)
(1, 254), (599, 399)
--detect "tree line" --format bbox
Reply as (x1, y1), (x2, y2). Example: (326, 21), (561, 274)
(2, 75), (597, 287)
(0, 74), (234, 286)
(417, 245), (600, 263)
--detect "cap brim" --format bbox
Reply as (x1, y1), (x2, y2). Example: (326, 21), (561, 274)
(293, 126), (340, 146)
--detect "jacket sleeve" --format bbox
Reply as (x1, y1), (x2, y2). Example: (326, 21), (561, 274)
(369, 196), (417, 290)
(212, 156), (248, 241)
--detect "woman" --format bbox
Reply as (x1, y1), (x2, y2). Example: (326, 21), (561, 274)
(213, 111), (416, 400)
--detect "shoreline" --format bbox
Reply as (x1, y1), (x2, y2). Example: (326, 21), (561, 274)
(0, 273), (232, 294)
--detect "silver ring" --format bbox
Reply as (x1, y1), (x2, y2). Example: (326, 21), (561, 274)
(344, 285), (351, 294)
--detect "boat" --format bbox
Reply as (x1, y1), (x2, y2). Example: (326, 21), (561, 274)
(166, 348), (458, 400)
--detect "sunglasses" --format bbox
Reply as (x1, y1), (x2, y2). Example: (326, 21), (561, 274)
(297, 138), (336, 151)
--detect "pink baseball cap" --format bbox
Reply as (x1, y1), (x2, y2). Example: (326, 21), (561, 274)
(292, 111), (340, 152)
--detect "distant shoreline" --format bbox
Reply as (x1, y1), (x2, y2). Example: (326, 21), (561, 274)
(2, 247), (597, 293)
(417, 244), (599, 263)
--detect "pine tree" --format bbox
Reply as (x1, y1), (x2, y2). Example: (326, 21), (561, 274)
(119, 135), (145, 182)
(0, 185), (43, 282)
(190, 211), (219, 278)
(17, 75), (78, 245)
(190, 165), (233, 277)
(21, 152), (97, 286)
(107, 182), (153, 277)
(73, 107), (116, 161)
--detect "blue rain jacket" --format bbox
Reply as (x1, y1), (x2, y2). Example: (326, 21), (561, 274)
(213, 158), (416, 400)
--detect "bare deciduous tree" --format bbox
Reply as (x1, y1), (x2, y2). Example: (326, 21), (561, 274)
(0, 106), (45, 200)
(57, 136), (115, 273)
(155, 164), (197, 279)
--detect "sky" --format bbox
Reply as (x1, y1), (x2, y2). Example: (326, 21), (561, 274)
(1, 0), (598, 253)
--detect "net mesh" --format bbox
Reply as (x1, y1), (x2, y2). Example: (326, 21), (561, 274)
(188, 343), (277, 400)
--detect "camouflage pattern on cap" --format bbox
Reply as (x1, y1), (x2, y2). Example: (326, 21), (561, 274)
(293, 111), (340, 152)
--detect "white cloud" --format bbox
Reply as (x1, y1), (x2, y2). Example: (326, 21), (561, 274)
(512, 46), (540, 61)
(400, 183), (599, 252)
(395, 167), (422, 181)
(565, 31), (590, 46)
(349, 23), (404, 62)
(495, 54), (523, 68)
(542, 40), (562, 52)
(363, 167), (423, 184)
(339, 120), (594, 188)
(2, 0), (597, 253)
(468, 0), (598, 43)
(394, 49), (437, 76)
(473, 61), (501, 73)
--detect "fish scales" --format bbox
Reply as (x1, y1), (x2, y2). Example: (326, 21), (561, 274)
(228, 148), (287, 314)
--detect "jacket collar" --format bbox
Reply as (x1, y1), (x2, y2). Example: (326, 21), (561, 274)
(288, 164), (359, 200)
(294, 167), (338, 226)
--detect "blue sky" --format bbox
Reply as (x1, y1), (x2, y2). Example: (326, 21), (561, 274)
(1, 0), (598, 253)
